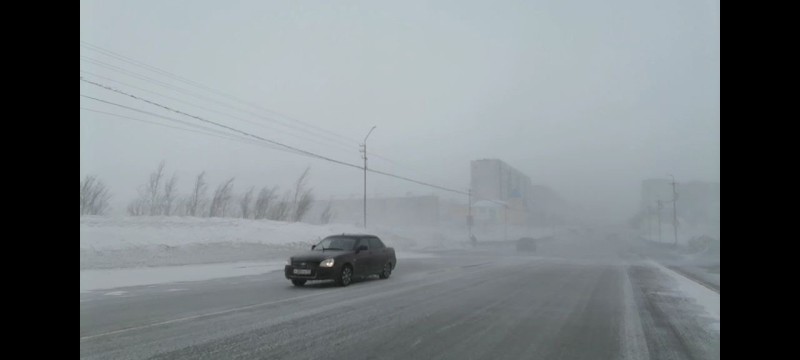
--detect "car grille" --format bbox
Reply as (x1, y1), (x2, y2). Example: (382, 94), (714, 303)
(292, 261), (318, 269)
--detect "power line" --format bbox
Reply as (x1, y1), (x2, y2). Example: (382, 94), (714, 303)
(80, 40), (362, 144)
(81, 77), (519, 208)
(79, 99), (299, 155)
(79, 69), (360, 155)
(368, 169), (465, 195)
(82, 97), (474, 202)
(81, 78), (364, 170)
(368, 151), (455, 187)
(79, 56), (359, 150)
(80, 107), (285, 149)
(80, 41), (209, 89)
(80, 43), (449, 186)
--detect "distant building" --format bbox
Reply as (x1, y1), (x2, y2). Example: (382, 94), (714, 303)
(472, 199), (506, 225)
(470, 159), (532, 209)
(469, 159), (566, 226)
(305, 159), (568, 231)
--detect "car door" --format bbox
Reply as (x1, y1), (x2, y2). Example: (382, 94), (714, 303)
(368, 237), (388, 270)
(353, 238), (373, 277)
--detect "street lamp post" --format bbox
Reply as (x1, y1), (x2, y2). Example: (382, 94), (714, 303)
(647, 205), (653, 241)
(360, 126), (376, 229)
(669, 174), (678, 247)
(656, 200), (663, 243)
(504, 204), (508, 242)
(468, 188), (473, 238)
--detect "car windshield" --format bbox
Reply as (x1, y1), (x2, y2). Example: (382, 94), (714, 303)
(314, 237), (357, 251)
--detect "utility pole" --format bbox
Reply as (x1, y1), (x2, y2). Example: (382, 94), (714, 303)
(647, 205), (653, 240)
(504, 204), (508, 242)
(669, 174), (679, 247)
(656, 200), (663, 243)
(467, 188), (473, 238)
(360, 126), (376, 229)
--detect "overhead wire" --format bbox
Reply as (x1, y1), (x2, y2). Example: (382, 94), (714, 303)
(79, 47), (523, 209)
(81, 41), (453, 191)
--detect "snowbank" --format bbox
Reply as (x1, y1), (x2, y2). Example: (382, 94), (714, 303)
(650, 260), (720, 330)
(81, 216), (367, 250)
(80, 261), (285, 292)
(80, 216), (442, 269)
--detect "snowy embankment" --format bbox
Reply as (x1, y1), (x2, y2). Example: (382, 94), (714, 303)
(80, 216), (442, 291)
(649, 260), (720, 330)
(80, 216), (427, 270)
(641, 236), (720, 290)
(80, 261), (286, 292)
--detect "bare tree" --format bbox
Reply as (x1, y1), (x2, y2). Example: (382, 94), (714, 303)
(293, 189), (314, 222)
(291, 167), (314, 222)
(127, 198), (145, 216)
(268, 190), (292, 221)
(128, 161), (177, 216)
(145, 161), (166, 215)
(175, 196), (190, 216)
(186, 171), (207, 217)
(161, 175), (178, 216)
(80, 175), (111, 215)
(254, 186), (276, 219)
(209, 178), (235, 217)
(319, 201), (334, 224)
(240, 186), (255, 219)
(292, 168), (310, 207)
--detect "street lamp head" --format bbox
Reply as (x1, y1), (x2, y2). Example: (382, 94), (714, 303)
(364, 126), (377, 143)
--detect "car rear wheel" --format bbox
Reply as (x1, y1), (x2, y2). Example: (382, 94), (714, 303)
(335, 265), (353, 287)
(379, 262), (392, 279)
(292, 279), (307, 287)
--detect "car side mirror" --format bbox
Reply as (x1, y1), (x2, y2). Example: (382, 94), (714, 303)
(356, 245), (368, 253)
(311, 245), (316, 250)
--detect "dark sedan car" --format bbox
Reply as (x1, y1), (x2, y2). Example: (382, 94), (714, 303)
(285, 234), (397, 287)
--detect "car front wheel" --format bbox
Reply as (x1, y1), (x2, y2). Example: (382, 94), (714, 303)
(335, 265), (353, 287)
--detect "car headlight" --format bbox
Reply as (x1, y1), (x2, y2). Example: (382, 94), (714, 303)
(319, 258), (335, 268)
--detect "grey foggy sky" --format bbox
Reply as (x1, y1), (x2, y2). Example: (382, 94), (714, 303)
(79, 0), (720, 223)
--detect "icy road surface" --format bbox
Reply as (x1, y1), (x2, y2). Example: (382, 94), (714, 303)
(80, 243), (719, 360)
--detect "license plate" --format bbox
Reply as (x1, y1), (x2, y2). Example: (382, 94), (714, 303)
(293, 269), (311, 275)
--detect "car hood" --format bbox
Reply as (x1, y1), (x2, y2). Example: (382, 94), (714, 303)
(291, 250), (351, 262)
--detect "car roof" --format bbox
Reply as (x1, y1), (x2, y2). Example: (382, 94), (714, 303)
(327, 233), (379, 238)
